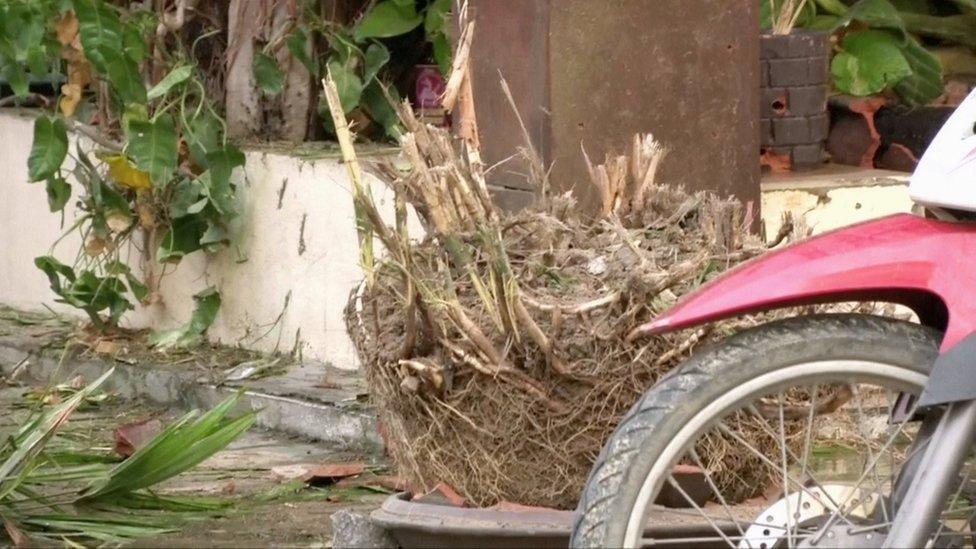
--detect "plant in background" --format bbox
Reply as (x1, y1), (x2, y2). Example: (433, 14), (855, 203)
(765, 0), (975, 106)
(826, 0), (951, 105)
(6, 0), (244, 343)
(772, 0), (976, 106)
(254, 0), (452, 139)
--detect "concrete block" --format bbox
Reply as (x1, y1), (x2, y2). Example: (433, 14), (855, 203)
(331, 510), (398, 549)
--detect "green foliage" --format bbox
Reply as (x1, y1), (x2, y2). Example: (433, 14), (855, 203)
(81, 390), (252, 498)
(252, 51), (285, 95)
(266, 0), (452, 139)
(72, 0), (147, 104)
(354, 0), (424, 40)
(8, 0), (245, 333)
(147, 64), (195, 100)
(893, 35), (946, 105)
(831, 29), (914, 96)
(0, 373), (253, 545)
(27, 116), (68, 182)
(45, 174), (71, 212)
(147, 287), (221, 348)
(834, 0), (945, 105)
(762, 0), (955, 106)
(0, 0), (62, 97)
(35, 256), (133, 328)
(126, 115), (179, 186)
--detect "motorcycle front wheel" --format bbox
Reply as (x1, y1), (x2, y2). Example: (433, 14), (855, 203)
(571, 314), (970, 548)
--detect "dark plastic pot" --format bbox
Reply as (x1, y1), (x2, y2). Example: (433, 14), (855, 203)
(371, 492), (736, 549)
(760, 29), (830, 171)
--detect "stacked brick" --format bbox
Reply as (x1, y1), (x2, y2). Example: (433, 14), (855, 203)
(760, 30), (830, 170)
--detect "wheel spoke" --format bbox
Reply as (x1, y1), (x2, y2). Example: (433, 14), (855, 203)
(777, 392), (793, 549)
(688, 447), (751, 548)
(808, 397), (920, 546)
(665, 474), (737, 548)
(715, 421), (849, 521)
(850, 383), (890, 525)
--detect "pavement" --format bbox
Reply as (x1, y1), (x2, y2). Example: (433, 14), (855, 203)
(0, 307), (391, 547)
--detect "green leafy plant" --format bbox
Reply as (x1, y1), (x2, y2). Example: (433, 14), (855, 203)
(0, 371), (255, 545)
(762, 0), (965, 106)
(6, 0), (242, 339)
(256, 0), (452, 139)
(830, 0), (946, 105)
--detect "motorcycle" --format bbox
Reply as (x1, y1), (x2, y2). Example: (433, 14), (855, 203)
(571, 89), (976, 548)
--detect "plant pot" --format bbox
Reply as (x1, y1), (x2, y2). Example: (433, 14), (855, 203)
(760, 29), (830, 171)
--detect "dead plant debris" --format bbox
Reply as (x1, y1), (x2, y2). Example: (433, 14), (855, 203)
(327, 70), (817, 508)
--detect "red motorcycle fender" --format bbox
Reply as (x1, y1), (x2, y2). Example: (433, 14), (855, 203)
(632, 213), (976, 354)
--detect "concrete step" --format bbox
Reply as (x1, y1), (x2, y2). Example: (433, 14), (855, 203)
(0, 312), (382, 453)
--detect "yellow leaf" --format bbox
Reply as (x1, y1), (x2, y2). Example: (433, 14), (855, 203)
(97, 153), (153, 191)
(60, 83), (82, 117)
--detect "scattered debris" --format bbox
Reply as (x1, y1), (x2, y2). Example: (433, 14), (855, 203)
(223, 357), (284, 382)
(24, 375), (114, 408)
(272, 462), (367, 485)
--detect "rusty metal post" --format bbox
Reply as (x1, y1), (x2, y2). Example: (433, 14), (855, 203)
(470, 0), (760, 218)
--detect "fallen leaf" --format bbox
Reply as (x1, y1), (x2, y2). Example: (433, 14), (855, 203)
(114, 418), (163, 457)
(94, 339), (118, 354)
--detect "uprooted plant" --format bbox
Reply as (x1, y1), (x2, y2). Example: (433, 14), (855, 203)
(323, 49), (823, 506)
(0, 370), (255, 545)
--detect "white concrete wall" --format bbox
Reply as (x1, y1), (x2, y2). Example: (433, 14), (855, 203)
(0, 109), (917, 368)
(0, 110), (415, 368)
(761, 167), (914, 239)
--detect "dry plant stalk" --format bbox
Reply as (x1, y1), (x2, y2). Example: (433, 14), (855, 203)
(769, 0), (809, 35)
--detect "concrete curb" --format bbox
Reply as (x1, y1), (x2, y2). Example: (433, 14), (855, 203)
(0, 343), (383, 453)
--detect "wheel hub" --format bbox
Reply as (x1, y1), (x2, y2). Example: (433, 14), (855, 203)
(739, 483), (880, 549)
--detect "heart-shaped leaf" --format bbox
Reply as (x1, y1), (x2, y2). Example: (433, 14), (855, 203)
(287, 28), (319, 76)
(28, 116), (68, 182)
(252, 52), (285, 95)
(831, 29), (912, 96)
(327, 60), (364, 113)
(147, 64), (195, 100)
(354, 0), (423, 40)
(45, 175), (72, 212)
(127, 115), (178, 186)
(363, 43), (390, 84)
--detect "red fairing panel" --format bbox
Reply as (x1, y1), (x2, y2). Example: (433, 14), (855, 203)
(634, 214), (976, 352)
